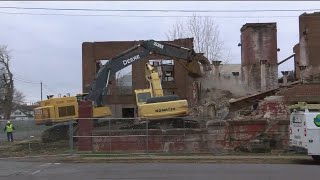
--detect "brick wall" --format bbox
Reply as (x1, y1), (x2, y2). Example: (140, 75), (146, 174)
(82, 38), (198, 117)
(258, 98), (289, 117)
(77, 119), (289, 153)
(280, 84), (320, 103)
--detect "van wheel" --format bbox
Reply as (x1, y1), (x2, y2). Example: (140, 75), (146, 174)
(311, 155), (320, 162)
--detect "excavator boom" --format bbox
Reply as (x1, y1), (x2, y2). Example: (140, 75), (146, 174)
(87, 39), (211, 107)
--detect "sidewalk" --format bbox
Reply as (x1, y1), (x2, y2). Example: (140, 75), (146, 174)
(1, 153), (316, 164)
(71, 154), (313, 163)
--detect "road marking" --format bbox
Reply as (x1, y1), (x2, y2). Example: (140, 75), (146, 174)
(40, 163), (52, 167)
(31, 170), (41, 175)
(54, 163), (61, 165)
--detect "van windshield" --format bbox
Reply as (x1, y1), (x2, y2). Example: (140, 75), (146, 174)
(292, 116), (302, 123)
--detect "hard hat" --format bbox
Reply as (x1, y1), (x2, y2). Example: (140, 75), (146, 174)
(7, 120), (10, 123)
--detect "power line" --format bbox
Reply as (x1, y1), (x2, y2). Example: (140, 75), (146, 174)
(42, 83), (59, 94)
(14, 79), (59, 96)
(12, 74), (73, 95)
(12, 77), (44, 100)
(12, 75), (40, 84)
(0, 6), (319, 13)
(13, 73), (39, 82)
(0, 11), (306, 18)
(13, 77), (40, 84)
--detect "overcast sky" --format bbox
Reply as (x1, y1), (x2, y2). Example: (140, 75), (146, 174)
(0, 1), (319, 103)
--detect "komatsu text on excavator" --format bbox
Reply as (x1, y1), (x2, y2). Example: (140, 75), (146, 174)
(34, 39), (211, 131)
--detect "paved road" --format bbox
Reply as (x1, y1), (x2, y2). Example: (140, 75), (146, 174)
(1, 160), (320, 180)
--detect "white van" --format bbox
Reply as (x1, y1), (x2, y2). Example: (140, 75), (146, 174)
(289, 108), (320, 161)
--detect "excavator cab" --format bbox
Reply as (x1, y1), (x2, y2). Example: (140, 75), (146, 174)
(136, 89), (152, 104)
(134, 88), (188, 121)
(134, 63), (189, 121)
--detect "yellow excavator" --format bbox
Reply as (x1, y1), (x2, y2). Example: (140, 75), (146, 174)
(33, 93), (111, 126)
(34, 63), (189, 126)
(33, 39), (211, 140)
(135, 63), (188, 120)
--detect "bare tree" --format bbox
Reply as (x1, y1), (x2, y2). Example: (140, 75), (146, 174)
(0, 45), (14, 119)
(166, 15), (230, 64)
(12, 88), (26, 108)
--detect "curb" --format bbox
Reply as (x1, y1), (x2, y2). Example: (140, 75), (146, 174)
(0, 154), (315, 164)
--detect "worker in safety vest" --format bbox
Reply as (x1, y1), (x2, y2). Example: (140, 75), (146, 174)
(3, 121), (15, 142)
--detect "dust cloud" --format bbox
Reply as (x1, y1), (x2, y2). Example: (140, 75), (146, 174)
(200, 74), (252, 101)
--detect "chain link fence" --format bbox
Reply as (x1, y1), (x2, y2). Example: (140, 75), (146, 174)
(0, 117), (291, 157)
(0, 119), (70, 157)
(0, 119), (46, 141)
(71, 117), (290, 156)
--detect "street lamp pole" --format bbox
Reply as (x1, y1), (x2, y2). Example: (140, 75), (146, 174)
(40, 81), (43, 101)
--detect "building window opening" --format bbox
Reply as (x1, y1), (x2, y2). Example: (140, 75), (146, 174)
(163, 89), (175, 96)
(148, 59), (174, 82)
(116, 65), (133, 95)
(122, 108), (135, 118)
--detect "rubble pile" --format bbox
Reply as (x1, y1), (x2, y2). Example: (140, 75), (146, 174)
(230, 95), (289, 121)
(191, 73), (291, 125)
(189, 88), (237, 120)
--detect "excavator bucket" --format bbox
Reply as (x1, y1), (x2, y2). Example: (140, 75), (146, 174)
(186, 53), (212, 78)
(186, 60), (203, 78)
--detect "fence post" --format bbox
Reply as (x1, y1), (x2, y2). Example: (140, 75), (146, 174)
(183, 118), (186, 137)
(109, 119), (111, 153)
(28, 119), (34, 155)
(146, 120), (149, 154)
(28, 142), (32, 154)
(69, 120), (74, 155)
(27, 119), (30, 144)
(183, 118), (186, 154)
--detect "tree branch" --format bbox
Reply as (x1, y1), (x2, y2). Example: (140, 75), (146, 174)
(0, 45), (14, 119)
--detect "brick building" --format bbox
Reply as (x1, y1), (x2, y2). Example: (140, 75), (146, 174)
(82, 38), (204, 118)
(294, 12), (320, 83)
(282, 12), (320, 103)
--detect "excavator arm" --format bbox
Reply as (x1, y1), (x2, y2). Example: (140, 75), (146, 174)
(87, 39), (211, 107)
(87, 44), (150, 107)
(145, 63), (163, 97)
